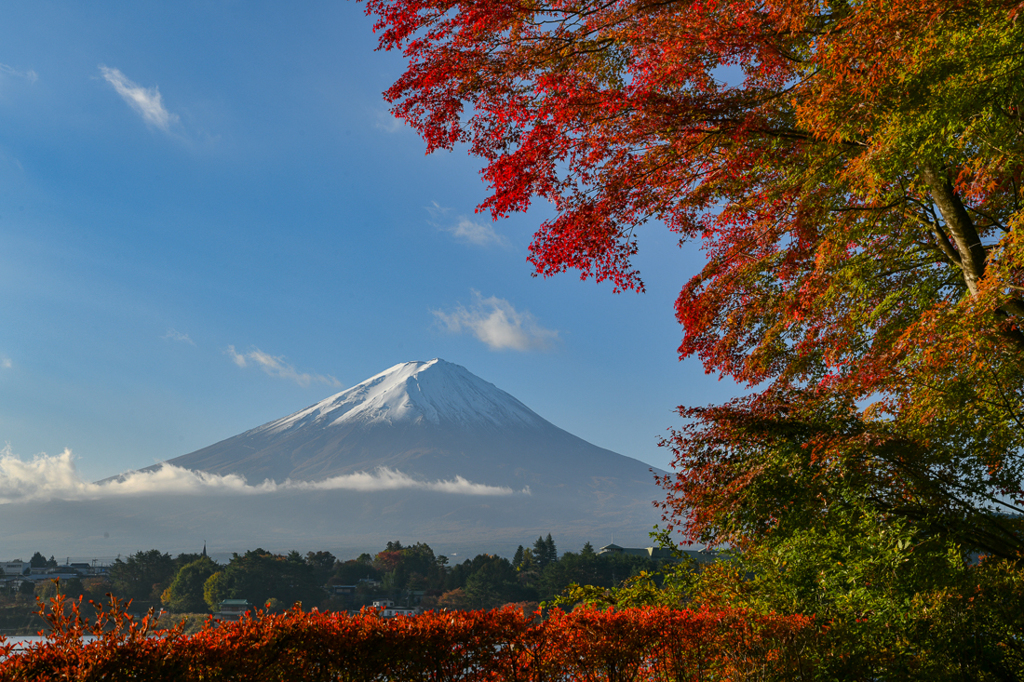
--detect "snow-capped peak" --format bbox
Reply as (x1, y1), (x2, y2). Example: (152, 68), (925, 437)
(259, 359), (544, 434)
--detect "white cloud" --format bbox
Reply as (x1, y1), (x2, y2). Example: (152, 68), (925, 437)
(428, 202), (510, 248)
(227, 345), (248, 368)
(99, 66), (179, 131)
(226, 345), (342, 388)
(433, 291), (558, 351)
(0, 63), (37, 83)
(447, 217), (510, 248)
(0, 356), (11, 369)
(162, 329), (195, 346)
(0, 447), (517, 503)
(373, 109), (403, 133)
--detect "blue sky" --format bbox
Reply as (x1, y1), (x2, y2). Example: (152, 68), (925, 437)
(0, 1), (743, 483)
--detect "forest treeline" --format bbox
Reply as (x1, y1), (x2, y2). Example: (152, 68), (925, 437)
(0, 536), (667, 622)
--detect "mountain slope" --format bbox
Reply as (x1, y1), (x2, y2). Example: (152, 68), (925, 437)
(163, 359), (660, 491)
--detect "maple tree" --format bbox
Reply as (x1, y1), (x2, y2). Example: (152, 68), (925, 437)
(361, 0), (1024, 552)
(360, 0), (1024, 672)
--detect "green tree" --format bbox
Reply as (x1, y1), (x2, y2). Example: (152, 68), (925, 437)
(674, 504), (1024, 680)
(172, 552), (205, 570)
(109, 550), (175, 605)
(203, 571), (228, 612)
(29, 552), (47, 569)
(162, 557), (218, 613)
(532, 535), (557, 570)
(652, 401), (1024, 679)
(545, 535), (557, 565)
(331, 559), (380, 586)
(462, 555), (530, 609)
(540, 551), (597, 596)
(540, 549), (659, 602)
(305, 551), (337, 583)
(373, 542), (446, 596)
(200, 548), (322, 612)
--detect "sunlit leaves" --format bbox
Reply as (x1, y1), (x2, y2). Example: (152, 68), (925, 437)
(0, 596), (814, 681)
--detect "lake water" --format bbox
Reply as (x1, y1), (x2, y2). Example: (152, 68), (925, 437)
(2, 635), (97, 652)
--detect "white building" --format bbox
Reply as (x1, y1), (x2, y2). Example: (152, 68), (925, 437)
(1, 561), (28, 576)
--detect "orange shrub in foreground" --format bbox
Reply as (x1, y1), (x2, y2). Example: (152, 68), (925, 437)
(0, 595), (815, 681)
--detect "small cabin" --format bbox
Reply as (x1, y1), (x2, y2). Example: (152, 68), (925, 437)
(216, 599), (251, 622)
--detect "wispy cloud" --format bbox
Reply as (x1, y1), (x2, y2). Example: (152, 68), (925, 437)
(0, 356), (11, 370)
(373, 109), (403, 133)
(428, 202), (510, 248)
(162, 329), (195, 346)
(226, 345), (342, 388)
(99, 66), (179, 131)
(446, 217), (510, 248)
(0, 63), (37, 83)
(433, 291), (558, 351)
(0, 447), (518, 503)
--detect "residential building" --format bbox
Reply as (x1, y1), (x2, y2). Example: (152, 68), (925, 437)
(215, 599), (251, 622)
(597, 544), (719, 564)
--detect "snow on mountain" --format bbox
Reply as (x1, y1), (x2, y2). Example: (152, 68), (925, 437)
(261, 359), (543, 433)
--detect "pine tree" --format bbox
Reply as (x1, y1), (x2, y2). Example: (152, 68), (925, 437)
(533, 536), (550, 569)
(545, 534), (557, 565)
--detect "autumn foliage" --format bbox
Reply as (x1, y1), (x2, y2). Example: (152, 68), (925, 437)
(358, 0), (1024, 674)
(363, 0), (1024, 546)
(0, 594), (814, 681)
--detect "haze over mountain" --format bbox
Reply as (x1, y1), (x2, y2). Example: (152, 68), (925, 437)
(3, 360), (665, 559)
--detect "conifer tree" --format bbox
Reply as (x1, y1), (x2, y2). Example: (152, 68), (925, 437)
(545, 534), (557, 565)
(532, 537), (547, 569)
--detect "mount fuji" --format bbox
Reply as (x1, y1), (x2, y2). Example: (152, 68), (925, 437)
(160, 358), (660, 494)
(4, 360), (665, 558)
